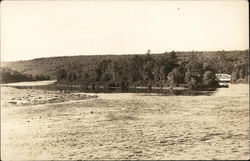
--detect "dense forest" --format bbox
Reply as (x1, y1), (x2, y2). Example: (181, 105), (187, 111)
(0, 67), (51, 83)
(1, 50), (249, 89)
(1, 67), (33, 83)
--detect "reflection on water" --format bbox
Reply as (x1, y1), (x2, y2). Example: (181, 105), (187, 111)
(12, 84), (216, 96)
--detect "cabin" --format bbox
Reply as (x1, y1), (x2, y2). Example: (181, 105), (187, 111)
(215, 74), (231, 87)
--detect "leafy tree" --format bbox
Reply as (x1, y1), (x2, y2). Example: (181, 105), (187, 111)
(167, 67), (185, 87)
(202, 71), (217, 87)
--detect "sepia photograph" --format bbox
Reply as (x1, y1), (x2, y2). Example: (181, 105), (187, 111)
(1, 0), (249, 160)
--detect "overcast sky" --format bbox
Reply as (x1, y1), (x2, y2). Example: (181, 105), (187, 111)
(1, 0), (249, 61)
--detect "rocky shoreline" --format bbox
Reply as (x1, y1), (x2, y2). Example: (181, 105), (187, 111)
(3, 87), (98, 107)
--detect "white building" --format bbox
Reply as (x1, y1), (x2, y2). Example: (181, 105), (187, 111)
(215, 74), (231, 87)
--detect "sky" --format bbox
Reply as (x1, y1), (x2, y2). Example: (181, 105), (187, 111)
(1, 0), (249, 61)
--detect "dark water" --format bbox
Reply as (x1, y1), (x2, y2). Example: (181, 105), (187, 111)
(11, 84), (216, 96)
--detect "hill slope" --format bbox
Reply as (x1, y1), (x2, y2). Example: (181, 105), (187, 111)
(1, 50), (249, 88)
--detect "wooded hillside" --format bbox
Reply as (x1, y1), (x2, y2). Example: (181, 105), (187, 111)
(0, 67), (34, 83)
(2, 50), (248, 88)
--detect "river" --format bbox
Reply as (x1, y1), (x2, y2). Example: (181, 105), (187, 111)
(1, 82), (249, 160)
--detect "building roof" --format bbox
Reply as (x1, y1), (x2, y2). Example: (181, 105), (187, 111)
(215, 74), (231, 81)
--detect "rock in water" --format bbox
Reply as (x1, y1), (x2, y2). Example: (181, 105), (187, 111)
(8, 101), (17, 104)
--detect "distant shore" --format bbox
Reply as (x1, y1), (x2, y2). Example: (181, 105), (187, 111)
(1, 80), (57, 87)
(0, 80), (218, 91)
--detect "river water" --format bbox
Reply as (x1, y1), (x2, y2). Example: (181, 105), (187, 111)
(9, 83), (218, 96)
(1, 82), (249, 160)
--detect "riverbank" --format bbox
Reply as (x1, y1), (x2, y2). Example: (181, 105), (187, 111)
(1, 80), (57, 87)
(1, 86), (98, 107)
(1, 84), (249, 160)
(54, 83), (189, 90)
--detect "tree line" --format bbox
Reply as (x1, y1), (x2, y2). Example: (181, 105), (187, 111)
(56, 51), (220, 89)
(1, 67), (50, 83)
(2, 50), (248, 88)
